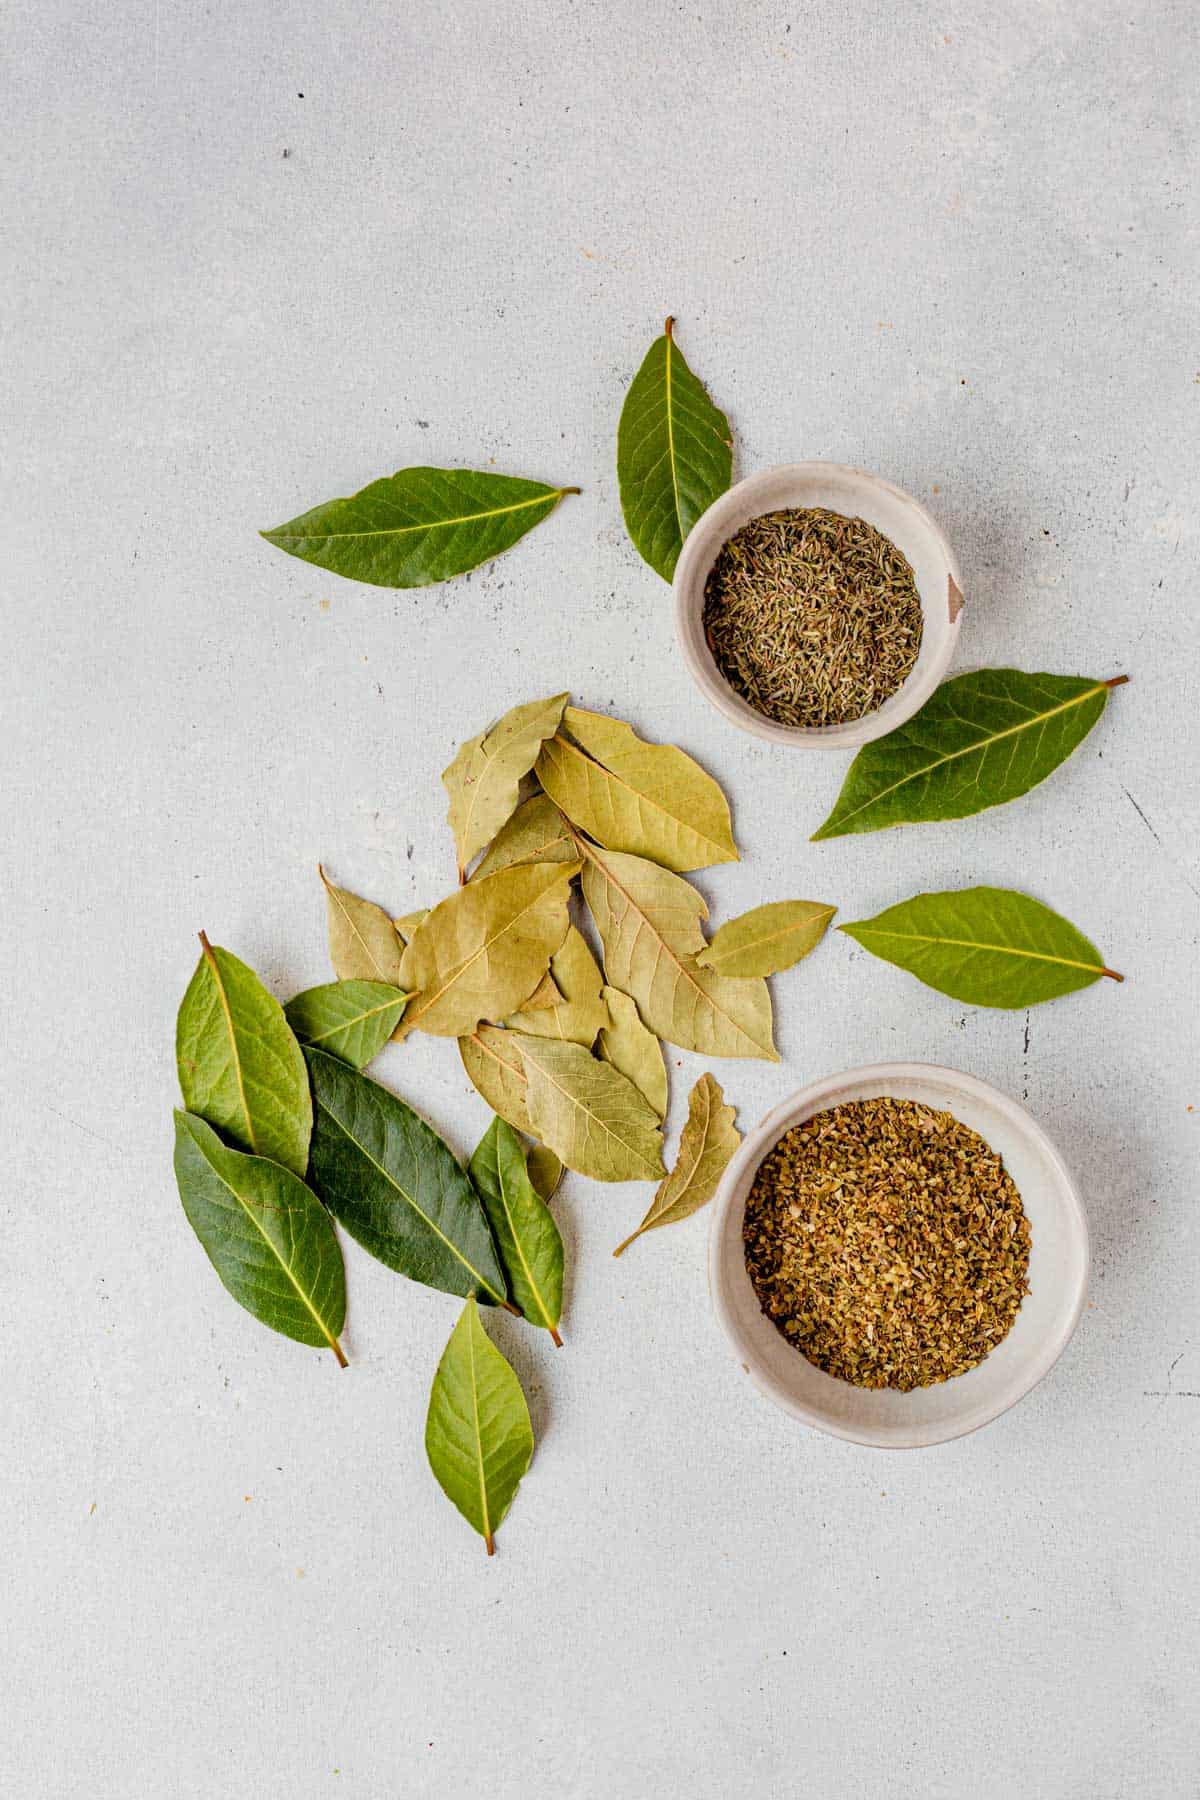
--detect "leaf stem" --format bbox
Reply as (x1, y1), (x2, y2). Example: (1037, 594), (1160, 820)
(549, 1326), (564, 1348)
(612, 1230), (639, 1259)
(664, 315), (675, 341)
(559, 487), (582, 497)
(1104, 675), (1130, 688)
(1101, 968), (1124, 982)
(330, 1337), (348, 1368)
(501, 1300), (523, 1318)
(484, 1531), (495, 1556)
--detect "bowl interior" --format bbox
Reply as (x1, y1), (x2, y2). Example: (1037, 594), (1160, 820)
(709, 1065), (1088, 1447)
(674, 463), (962, 747)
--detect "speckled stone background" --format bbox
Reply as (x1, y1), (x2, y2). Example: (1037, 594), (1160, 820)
(5, 2), (1198, 1795)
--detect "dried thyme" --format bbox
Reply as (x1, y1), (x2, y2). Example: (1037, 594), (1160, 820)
(743, 1097), (1031, 1390)
(702, 507), (923, 727)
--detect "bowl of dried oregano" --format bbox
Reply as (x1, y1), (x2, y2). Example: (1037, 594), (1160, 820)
(673, 462), (963, 748)
(708, 1062), (1088, 1447)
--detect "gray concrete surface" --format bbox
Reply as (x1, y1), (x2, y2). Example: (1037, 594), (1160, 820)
(4, 1), (1198, 1795)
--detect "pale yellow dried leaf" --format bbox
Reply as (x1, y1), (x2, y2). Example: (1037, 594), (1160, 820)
(512, 1033), (666, 1182)
(459, 1025), (533, 1133)
(697, 900), (837, 977)
(320, 865), (404, 985)
(597, 985), (668, 1119)
(614, 1073), (740, 1255)
(509, 926), (609, 1045)
(472, 793), (576, 881)
(443, 693), (568, 875)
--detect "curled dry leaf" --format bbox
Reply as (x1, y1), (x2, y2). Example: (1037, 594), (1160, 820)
(513, 1032), (666, 1183)
(508, 925), (608, 1045)
(471, 793), (576, 881)
(597, 985), (667, 1119)
(470, 1119), (564, 1342)
(697, 900), (836, 978)
(613, 1073), (740, 1256)
(442, 692), (568, 876)
(321, 865), (405, 986)
(176, 934), (312, 1177)
(536, 706), (737, 873)
(398, 860), (578, 1039)
(578, 839), (777, 1060)
(425, 1297), (534, 1554)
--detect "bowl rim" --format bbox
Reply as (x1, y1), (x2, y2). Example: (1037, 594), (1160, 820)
(672, 461), (963, 749)
(707, 1060), (1091, 1448)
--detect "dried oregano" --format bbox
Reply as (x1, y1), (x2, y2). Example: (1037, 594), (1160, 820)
(743, 1097), (1031, 1390)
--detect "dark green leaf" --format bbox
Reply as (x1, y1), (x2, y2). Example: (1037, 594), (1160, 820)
(813, 670), (1126, 839)
(262, 467), (579, 588)
(840, 886), (1123, 1008)
(425, 1298), (533, 1555)
(617, 317), (732, 581)
(173, 1111), (346, 1363)
(284, 980), (408, 1069)
(304, 1047), (508, 1305)
(176, 934), (312, 1177)
(469, 1119), (564, 1341)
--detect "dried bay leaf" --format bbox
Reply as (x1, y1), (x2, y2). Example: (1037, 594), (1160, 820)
(321, 866), (405, 985)
(443, 692), (568, 876)
(597, 985), (667, 1119)
(398, 860), (578, 1039)
(697, 900), (836, 977)
(514, 1033), (666, 1183)
(841, 886), (1123, 1008)
(262, 467), (579, 588)
(617, 318), (732, 582)
(470, 1119), (564, 1342)
(305, 1047), (509, 1305)
(471, 793), (576, 881)
(579, 841), (777, 1060)
(508, 925), (608, 1045)
(537, 713), (737, 873)
(516, 971), (563, 1012)
(393, 909), (429, 943)
(813, 670), (1128, 839)
(284, 979), (408, 1070)
(425, 1297), (533, 1555)
(176, 934), (312, 1177)
(613, 1073), (739, 1256)
(459, 1024), (535, 1134)
(173, 1111), (346, 1363)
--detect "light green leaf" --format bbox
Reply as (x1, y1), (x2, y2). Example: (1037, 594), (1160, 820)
(470, 1119), (564, 1341)
(459, 1025), (535, 1134)
(813, 670), (1127, 839)
(508, 925), (609, 1045)
(320, 866), (404, 985)
(697, 900), (836, 977)
(262, 467), (579, 589)
(613, 1073), (740, 1256)
(513, 1033), (666, 1183)
(443, 693), (568, 876)
(425, 1298), (533, 1555)
(597, 986), (668, 1119)
(393, 908), (428, 944)
(617, 317), (732, 581)
(536, 707), (737, 873)
(284, 979), (408, 1069)
(472, 793), (576, 881)
(176, 934), (312, 1177)
(526, 1144), (564, 1203)
(579, 841), (777, 1060)
(398, 860), (579, 1039)
(305, 1047), (509, 1305)
(173, 1111), (346, 1363)
(840, 886), (1124, 1008)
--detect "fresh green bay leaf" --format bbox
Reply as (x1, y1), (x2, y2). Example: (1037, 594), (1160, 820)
(305, 1047), (509, 1305)
(398, 860), (579, 1039)
(813, 670), (1127, 839)
(471, 793), (576, 881)
(508, 925), (608, 1045)
(459, 1025), (535, 1134)
(597, 986), (668, 1119)
(697, 900), (836, 977)
(614, 1073), (739, 1256)
(443, 693), (568, 876)
(262, 467), (579, 589)
(321, 866), (405, 985)
(514, 1032), (666, 1183)
(841, 886), (1123, 1008)
(526, 1143), (564, 1203)
(425, 1298), (534, 1555)
(579, 841), (777, 1060)
(173, 1111), (346, 1363)
(537, 709), (737, 873)
(617, 318), (732, 581)
(470, 1119), (564, 1342)
(284, 979), (408, 1069)
(176, 934), (312, 1177)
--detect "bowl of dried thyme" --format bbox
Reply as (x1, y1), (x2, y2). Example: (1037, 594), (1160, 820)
(673, 463), (963, 747)
(708, 1063), (1088, 1447)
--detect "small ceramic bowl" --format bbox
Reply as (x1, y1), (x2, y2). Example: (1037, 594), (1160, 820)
(708, 1063), (1088, 1448)
(673, 462), (964, 748)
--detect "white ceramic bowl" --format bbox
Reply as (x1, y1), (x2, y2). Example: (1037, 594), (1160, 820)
(673, 463), (964, 748)
(709, 1063), (1088, 1447)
